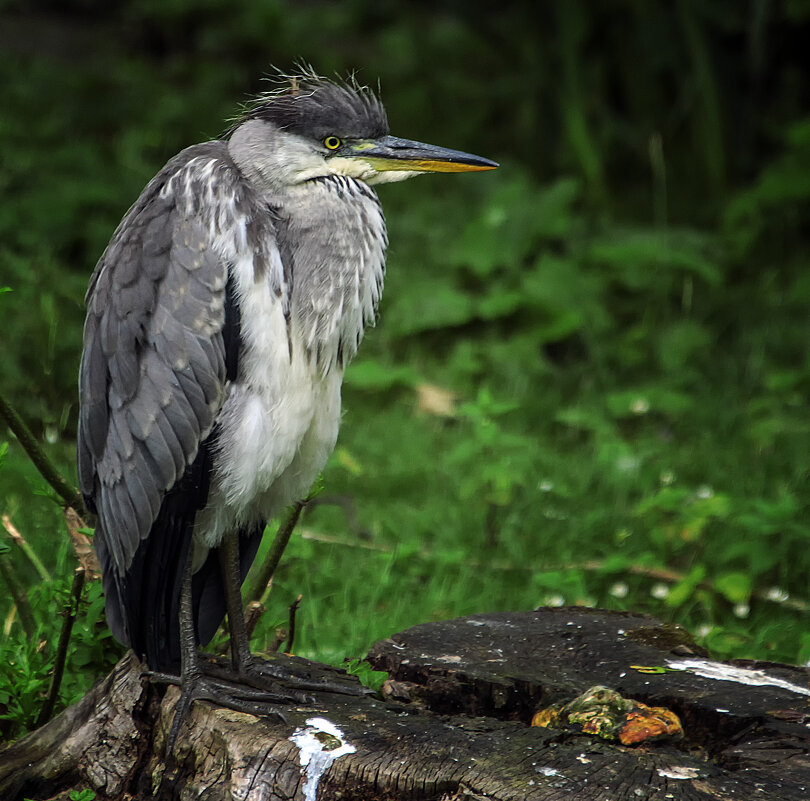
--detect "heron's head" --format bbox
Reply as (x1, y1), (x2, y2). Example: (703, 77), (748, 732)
(228, 70), (497, 188)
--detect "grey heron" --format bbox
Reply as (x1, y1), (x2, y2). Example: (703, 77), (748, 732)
(77, 69), (496, 744)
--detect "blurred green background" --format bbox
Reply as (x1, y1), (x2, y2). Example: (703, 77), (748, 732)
(1, 0), (809, 738)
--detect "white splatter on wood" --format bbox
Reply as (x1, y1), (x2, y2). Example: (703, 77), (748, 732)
(290, 717), (356, 801)
(666, 658), (810, 697)
(658, 766), (700, 780)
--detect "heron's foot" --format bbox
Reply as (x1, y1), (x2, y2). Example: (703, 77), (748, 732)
(146, 668), (313, 754)
(202, 652), (372, 698)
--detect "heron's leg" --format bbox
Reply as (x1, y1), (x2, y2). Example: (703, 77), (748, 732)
(207, 528), (370, 698)
(165, 547), (203, 748)
(155, 546), (312, 754)
(219, 527), (253, 673)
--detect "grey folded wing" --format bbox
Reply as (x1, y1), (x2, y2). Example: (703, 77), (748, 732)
(77, 143), (243, 582)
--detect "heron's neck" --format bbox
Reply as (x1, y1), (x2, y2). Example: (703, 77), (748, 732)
(228, 120), (324, 190)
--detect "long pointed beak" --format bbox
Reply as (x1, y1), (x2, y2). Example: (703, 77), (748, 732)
(349, 135), (498, 173)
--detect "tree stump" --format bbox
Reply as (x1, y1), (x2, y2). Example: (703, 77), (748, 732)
(1, 608), (808, 800)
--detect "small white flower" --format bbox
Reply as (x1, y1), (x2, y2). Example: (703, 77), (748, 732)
(733, 603), (750, 619)
(696, 484), (714, 499)
(659, 470), (675, 485)
(610, 582), (629, 599)
(616, 455), (640, 472)
(651, 583), (669, 600)
(631, 397), (650, 415)
(539, 479), (554, 492)
(696, 623), (713, 638)
(545, 594), (565, 608)
(765, 587), (789, 603)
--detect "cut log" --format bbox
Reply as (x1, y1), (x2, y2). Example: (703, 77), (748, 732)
(1, 608), (808, 800)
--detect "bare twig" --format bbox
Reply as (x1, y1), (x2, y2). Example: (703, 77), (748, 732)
(0, 554), (36, 637)
(0, 390), (86, 515)
(269, 627), (287, 653)
(2, 514), (51, 581)
(244, 600), (265, 641)
(35, 566), (85, 728)
(258, 576), (274, 608)
(63, 507), (100, 579)
(286, 594), (302, 654)
(3, 605), (16, 637)
(245, 497), (309, 605)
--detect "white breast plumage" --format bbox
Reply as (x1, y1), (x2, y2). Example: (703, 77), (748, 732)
(193, 173), (387, 551)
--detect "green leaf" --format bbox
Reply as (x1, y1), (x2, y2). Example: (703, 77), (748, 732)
(384, 276), (476, 335)
(587, 228), (723, 288)
(69, 790), (96, 801)
(343, 658), (388, 692)
(714, 572), (752, 605)
(666, 565), (707, 608)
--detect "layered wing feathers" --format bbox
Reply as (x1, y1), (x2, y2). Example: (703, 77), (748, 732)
(78, 141), (278, 602)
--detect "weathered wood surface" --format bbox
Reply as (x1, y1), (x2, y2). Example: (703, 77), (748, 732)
(1, 608), (808, 800)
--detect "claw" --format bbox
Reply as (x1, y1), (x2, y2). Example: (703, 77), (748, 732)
(152, 669), (293, 754)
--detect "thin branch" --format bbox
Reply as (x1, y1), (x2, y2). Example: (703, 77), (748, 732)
(269, 627), (287, 653)
(2, 604), (17, 637)
(0, 390), (86, 515)
(244, 497), (308, 606)
(258, 576), (274, 608)
(285, 594), (302, 654)
(244, 600), (265, 641)
(0, 554), (36, 637)
(63, 507), (100, 579)
(35, 566), (85, 728)
(2, 514), (51, 582)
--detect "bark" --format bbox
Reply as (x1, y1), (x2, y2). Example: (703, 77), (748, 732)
(1, 608), (808, 800)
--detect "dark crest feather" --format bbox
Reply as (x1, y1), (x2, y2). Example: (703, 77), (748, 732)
(236, 66), (388, 141)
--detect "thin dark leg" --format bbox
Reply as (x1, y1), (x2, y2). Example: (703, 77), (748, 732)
(206, 530), (370, 699)
(150, 547), (313, 755)
(166, 549), (202, 749)
(219, 527), (252, 673)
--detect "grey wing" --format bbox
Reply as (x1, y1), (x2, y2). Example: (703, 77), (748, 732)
(77, 145), (237, 583)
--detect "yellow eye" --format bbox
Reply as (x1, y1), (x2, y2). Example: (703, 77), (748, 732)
(324, 136), (342, 150)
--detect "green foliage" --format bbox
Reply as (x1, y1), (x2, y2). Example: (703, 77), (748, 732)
(342, 658), (388, 693)
(1, 0), (809, 745)
(0, 563), (122, 739)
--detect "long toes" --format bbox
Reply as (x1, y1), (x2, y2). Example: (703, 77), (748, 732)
(202, 666), (316, 703)
(204, 675), (314, 705)
(247, 661), (371, 697)
(144, 669), (182, 686)
(164, 674), (302, 754)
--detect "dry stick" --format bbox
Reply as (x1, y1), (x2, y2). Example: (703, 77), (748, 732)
(243, 600), (265, 641)
(270, 627), (287, 653)
(2, 514), (51, 582)
(286, 594), (303, 654)
(0, 555), (36, 637)
(245, 498), (308, 606)
(63, 507), (101, 579)
(35, 566), (85, 728)
(0, 390), (86, 516)
(3, 604), (18, 638)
